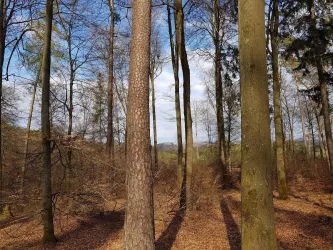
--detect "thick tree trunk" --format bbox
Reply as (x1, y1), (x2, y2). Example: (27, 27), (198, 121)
(20, 65), (41, 194)
(213, 0), (230, 189)
(107, 0), (115, 169)
(175, 0), (193, 211)
(271, 0), (288, 200)
(167, 0), (183, 194)
(124, 1), (154, 249)
(238, 0), (277, 249)
(41, 0), (56, 243)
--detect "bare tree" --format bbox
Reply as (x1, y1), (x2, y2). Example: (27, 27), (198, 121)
(41, 0), (56, 243)
(166, 0), (184, 193)
(267, 0), (288, 199)
(175, 0), (194, 210)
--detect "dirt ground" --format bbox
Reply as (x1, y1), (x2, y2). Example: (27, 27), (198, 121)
(1, 187), (332, 250)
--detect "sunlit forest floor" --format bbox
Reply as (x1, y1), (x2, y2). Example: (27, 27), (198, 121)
(1, 169), (332, 250)
(0, 126), (332, 249)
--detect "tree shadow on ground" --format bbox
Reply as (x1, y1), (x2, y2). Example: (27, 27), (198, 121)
(7, 210), (125, 250)
(155, 210), (185, 250)
(223, 194), (333, 249)
(220, 196), (241, 250)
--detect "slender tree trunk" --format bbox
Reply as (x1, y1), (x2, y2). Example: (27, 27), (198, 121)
(124, 1), (154, 249)
(150, 69), (158, 170)
(320, 115), (331, 171)
(167, 0), (183, 194)
(271, 0), (288, 199)
(239, 0), (277, 248)
(213, 0), (230, 188)
(66, 67), (74, 184)
(282, 93), (295, 155)
(41, 0), (56, 243)
(107, 0), (115, 169)
(175, 0), (193, 211)
(296, 82), (309, 159)
(315, 111), (324, 161)
(317, 61), (333, 177)
(0, 0), (6, 210)
(304, 97), (316, 161)
(20, 65), (41, 194)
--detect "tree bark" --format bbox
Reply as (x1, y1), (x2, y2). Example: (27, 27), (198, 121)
(107, 0), (115, 169)
(124, 1), (154, 249)
(167, 0), (183, 195)
(213, 0), (230, 188)
(41, 0), (56, 243)
(0, 0), (6, 210)
(238, 0), (277, 248)
(175, 0), (193, 211)
(271, 0), (288, 200)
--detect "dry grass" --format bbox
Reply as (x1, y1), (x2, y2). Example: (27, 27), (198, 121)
(0, 125), (333, 249)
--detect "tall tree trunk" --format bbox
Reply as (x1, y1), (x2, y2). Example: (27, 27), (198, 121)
(304, 97), (316, 161)
(20, 64), (41, 194)
(213, 0), (230, 188)
(317, 61), (333, 176)
(107, 0), (115, 169)
(271, 0), (288, 199)
(167, 0), (183, 197)
(150, 68), (158, 170)
(66, 67), (74, 184)
(309, 0), (333, 176)
(41, 0), (56, 243)
(124, 1), (154, 249)
(282, 92), (295, 155)
(319, 114), (330, 171)
(175, 0), (193, 211)
(239, 0), (277, 249)
(315, 111), (324, 161)
(0, 0), (6, 210)
(295, 78), (309, 160)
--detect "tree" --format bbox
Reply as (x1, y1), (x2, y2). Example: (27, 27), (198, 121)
(123, 0), (154, 249)
(267, 0), (288, 199)
(281, 0), (333, 176)
(166, 0), (184, 196)
(175, 0), (194, 210)
(239, 0), (277, 248)
(107, 0), (115, 168)
(41, 0), (56, 243)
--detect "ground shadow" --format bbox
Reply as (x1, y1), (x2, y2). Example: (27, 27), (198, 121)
(222, 194), (333, 249)
(220, 197), (241, 250)
(7, 210), (125, 250)
(155, 210), (185, 250)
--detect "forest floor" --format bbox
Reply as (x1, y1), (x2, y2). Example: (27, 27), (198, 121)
(1, 188), (332, 249)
